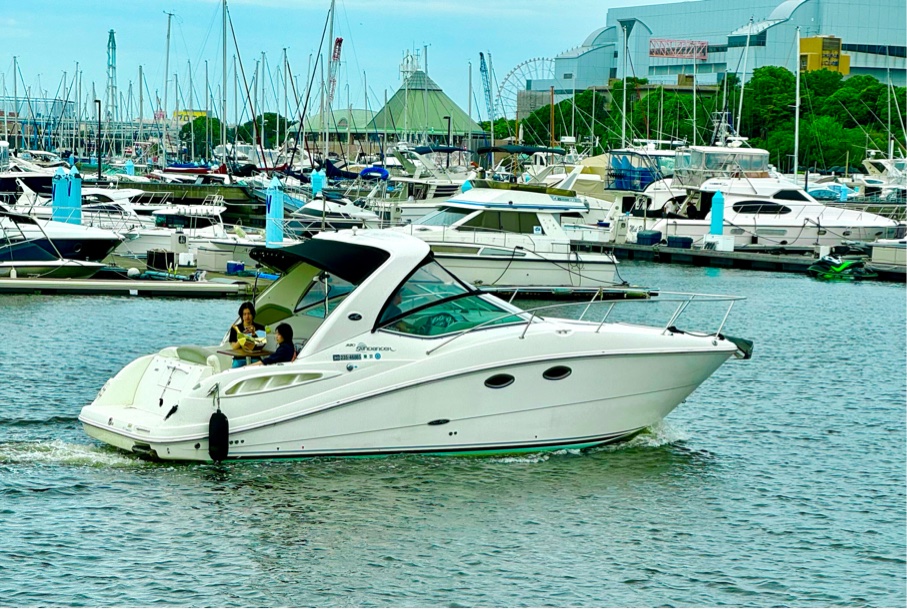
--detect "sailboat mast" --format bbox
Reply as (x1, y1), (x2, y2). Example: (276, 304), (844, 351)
(188, 60), (195, 162)
(324, 0), (335, 160)
(696, 47), (699, 146)
(162, 11), (174, 168)
(204, 60), (209, 160)
(221, 0), (228, 158)
(138, 65), (143, 148)
(736, 18), (753, 137)
(794, 26), (800, 181)
(2, 73), (7, 142)
(621, 24), (628, 148)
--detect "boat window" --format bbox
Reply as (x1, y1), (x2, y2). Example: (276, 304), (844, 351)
(737, 152), (769, 171)
(479, 247), (526, 257)
(773, 189), (809, 202)
(731, 201), (792, 215)
(430, 244), (482, 255)
(462, 210), (543, 235)
(294, 275), (356, 319)
(415, 206), (472, 227)
(704, 152), (735, 170)
(379, 260), (524, 335)
(656, 156), (676, 176)
(154, 214), (218, 229)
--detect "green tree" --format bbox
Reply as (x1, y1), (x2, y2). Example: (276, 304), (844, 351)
(741, 66), (796, 140)
(802, 69), (844, 100)
(178, 116), (225, 159)
(235, 113), (289, 149)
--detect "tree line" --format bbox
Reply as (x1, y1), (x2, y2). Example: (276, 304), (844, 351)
(481, 67), (906, 172)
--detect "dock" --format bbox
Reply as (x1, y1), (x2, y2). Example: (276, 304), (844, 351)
(603, 243), (906, 282)
(0, 276), (257, 297)
(0, 254), (272, 297)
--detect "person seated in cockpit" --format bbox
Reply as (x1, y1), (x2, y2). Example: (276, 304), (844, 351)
(250, 323), (296, 366)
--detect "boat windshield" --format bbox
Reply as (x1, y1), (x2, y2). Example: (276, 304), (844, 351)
(657, 155), (676, 175)
(295, 274), (356, 319)
(413, 206), (472, 227)
(379, 259), (524, 336)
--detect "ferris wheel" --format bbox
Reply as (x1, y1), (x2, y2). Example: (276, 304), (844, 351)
(496, 57), (555, 120)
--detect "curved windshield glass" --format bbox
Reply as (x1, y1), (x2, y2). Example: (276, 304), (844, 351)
(379, 260), (524, 336)
(414, 206), (472, 227)
(295, 275), (355, 319)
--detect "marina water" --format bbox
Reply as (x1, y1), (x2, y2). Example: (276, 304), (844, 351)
(1, 261), (904, 607)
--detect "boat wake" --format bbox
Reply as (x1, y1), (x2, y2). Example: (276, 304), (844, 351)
(488, 421), (690, 464)
(0, 439), (144, 467)
(610, 420), (691, 449)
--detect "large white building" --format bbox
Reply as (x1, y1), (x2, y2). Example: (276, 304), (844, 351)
(527, 0), (905, 108)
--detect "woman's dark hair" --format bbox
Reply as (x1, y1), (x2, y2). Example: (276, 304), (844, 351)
(276, 323), (294, 343)
(238, 301), (256, 317)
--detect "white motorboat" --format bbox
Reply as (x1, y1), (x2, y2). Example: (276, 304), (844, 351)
(205, 226), (301, 268)
(287, 193), (381, 235)
(0, 206), (123, 262)
(394, 192), (619, 288)
(114, 204), (231, 258)
(13, 183), (172, 231)
(79, 229), (752, 462)
(627, 143), (904, 248)
(0, 210), (107, 278)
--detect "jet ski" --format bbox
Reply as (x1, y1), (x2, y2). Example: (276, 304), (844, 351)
(807, 255), (878, 280)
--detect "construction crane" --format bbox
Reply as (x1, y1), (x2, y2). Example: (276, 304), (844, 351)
(478, 52), (495, 124)
(328, 37), (343, 106)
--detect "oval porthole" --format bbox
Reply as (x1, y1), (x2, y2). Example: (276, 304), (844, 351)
(543, 365), (572, 381)
(484, 373), (514, 389)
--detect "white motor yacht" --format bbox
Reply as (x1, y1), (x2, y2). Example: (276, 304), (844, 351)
(79, 229), (752, 462)
(288, 193), (381, 236)
(0, 210), (108, 278)
(626, 143), (904, 248)
(114, 204), (230, 258)
(13, 183), (171, 231)
(394, 192), (619, 288)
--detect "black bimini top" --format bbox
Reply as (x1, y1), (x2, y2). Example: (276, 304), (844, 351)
(251, 238), (390, 284)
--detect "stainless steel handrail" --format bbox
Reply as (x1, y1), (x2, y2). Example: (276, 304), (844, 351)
(422, 290), (744, 356)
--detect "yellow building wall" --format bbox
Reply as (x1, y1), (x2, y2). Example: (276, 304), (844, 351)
(800, 37), (850, 76)
(173, 110), (208, 122)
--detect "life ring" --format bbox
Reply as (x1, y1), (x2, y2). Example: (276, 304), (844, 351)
(359, 166), (389, 180)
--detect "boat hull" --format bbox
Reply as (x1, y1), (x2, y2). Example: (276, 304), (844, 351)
(79, 336), (734, 462)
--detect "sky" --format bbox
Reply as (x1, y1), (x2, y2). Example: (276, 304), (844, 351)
(0, 0), (687, 124)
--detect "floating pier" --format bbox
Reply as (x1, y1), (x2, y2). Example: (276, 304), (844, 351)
(0, 276), (256, 297)
(599, 243), (905, 282)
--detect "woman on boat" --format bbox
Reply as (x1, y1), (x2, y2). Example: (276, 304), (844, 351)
(229, 301), (265, 367)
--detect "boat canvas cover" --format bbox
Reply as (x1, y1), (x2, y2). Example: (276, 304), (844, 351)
(323, 159), (360, 180)
(251, 239), (390, 282)
(413, 146), (468, 155)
